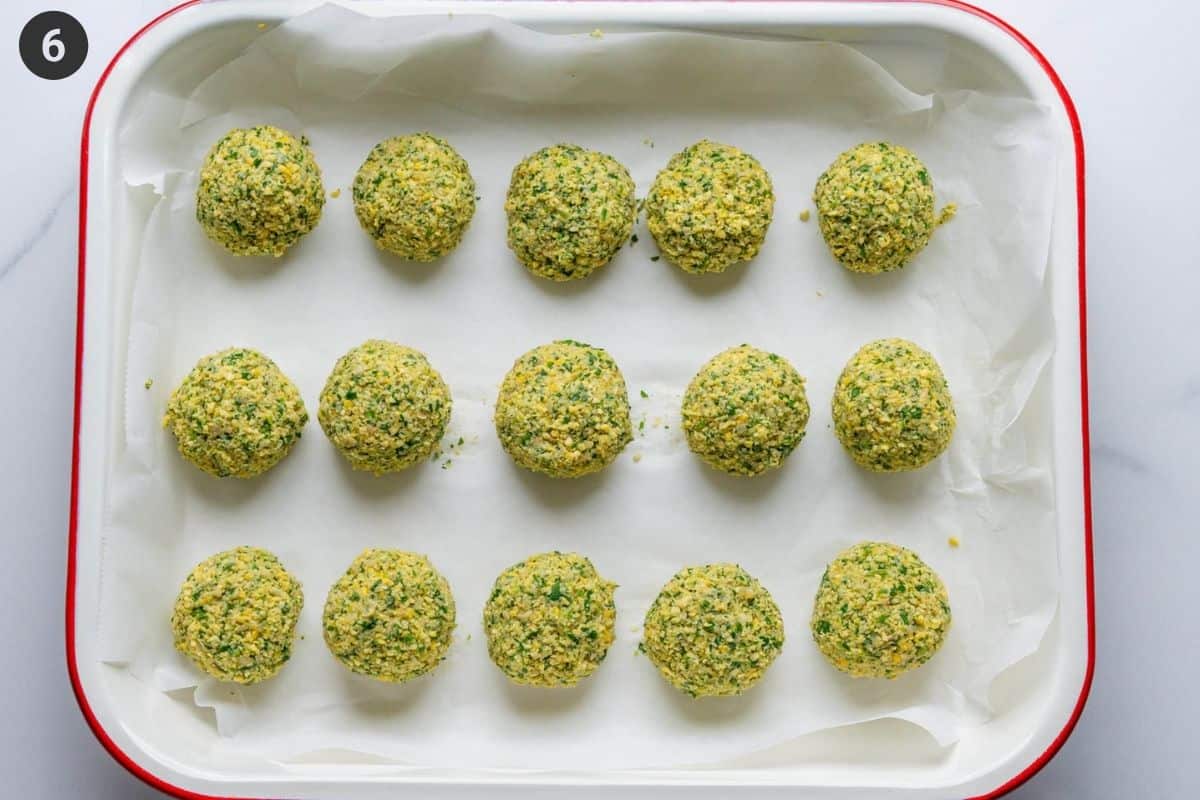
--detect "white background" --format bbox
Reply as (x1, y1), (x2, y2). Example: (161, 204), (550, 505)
(0, 1), (1195, 798)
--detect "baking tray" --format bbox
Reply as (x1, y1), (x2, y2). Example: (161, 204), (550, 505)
(68, 1), (1092, 797)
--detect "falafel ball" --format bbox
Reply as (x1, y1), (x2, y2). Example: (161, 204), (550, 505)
(163, 347), (308, 479)
(642, 563), (784, 698)
(646, 140), (774, 274)
(171, 546), (303, 685)
(322, 549), (456, 683)
(812, 141), (947, 274)
(352, 133), (476, 261)
(682, 345), (810, 477)
(831, 338), (955, 472)
(504, 144), (636, 281)
(483, 551), (617, 687)
(196, 125), (325, 257)
(494, 340), (632, 478)
(811, 541), (951, 678)
(318, 340), (451, 475)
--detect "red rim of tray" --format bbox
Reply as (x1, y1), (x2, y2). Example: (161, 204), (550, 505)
(67, 1), (1093, 798)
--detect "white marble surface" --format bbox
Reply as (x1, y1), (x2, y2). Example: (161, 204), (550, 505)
(0, 0), (1195, 797)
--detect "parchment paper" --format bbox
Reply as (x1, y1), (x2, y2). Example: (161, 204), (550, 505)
(102, 5), (1059, 769)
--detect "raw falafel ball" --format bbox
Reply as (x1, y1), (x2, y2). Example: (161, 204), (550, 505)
(641, 563), (784, 698)
(812, 141), (948, 274)
(504, 144), (636, 281)
(322, 549), (456, 683)
(318, 340), (451, 475)
(352, 133), (476, 261)
(646, 140), (774, 274)
(811, 541), (951, 678)
(682, 345), (810, 477)
(483, 552), (617, 687)
(195, 125), (325, 256)
(832, 338), (955, 472)
(171, 546), (303, 685)
(493, 340), (632, 478)
(163, 347), (308, 479)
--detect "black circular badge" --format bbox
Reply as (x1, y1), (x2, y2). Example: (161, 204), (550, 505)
(19, 11), (88, 80)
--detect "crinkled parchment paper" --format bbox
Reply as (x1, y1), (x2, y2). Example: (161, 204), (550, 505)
(101, 5), (1059, 769)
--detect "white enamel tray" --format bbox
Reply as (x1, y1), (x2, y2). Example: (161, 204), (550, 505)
(68, 2), (1093, 798)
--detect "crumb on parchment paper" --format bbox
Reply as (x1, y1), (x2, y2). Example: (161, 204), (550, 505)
(948, 536), (960, 548)
(439, 434), (469, 461)
(632, 453), (643, 463)
(590, 28), (604, 39)
(330, 188), (341, 199)
(144, 379), (152, 390)
(799, 209), (811, 222)
(256, 22), (267, 30)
